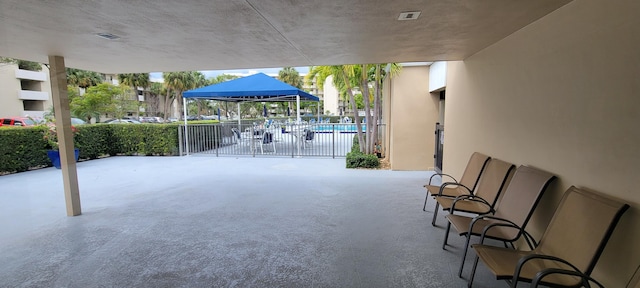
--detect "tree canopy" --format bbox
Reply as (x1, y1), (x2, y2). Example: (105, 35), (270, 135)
(69, 83), (124, 122)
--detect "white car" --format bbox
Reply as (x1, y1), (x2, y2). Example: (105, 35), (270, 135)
(104, 119), (141, 124)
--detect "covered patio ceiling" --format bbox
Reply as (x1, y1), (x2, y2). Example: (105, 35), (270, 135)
(0, 0), (572, 73)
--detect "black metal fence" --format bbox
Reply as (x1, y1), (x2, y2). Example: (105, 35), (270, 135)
(178, 122), (386, 158)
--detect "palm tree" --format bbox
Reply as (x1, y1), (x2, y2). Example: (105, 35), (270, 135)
(279, 67), (305, 116)
(208, 74), (240, 119)
(278, 67), (302, 88)
(306, 64), (400, 154)
(307, 66), (351, 115)
(66, 68), (104, 89)
(163, 71), (205, 120)
(118, 73), (150, 117)
(148, 82), (165, 117)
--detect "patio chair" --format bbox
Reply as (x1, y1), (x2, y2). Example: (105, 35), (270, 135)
(432, 158), (515, 227)
(446, 165), (556, 277)
(531, 268), (604, 288)
(253, 131), (275, 154)
(423, 152), (490, 215)
(231, 127), (251, 147)
(304, 129), (315, 148)
(468, 186), (629, 288)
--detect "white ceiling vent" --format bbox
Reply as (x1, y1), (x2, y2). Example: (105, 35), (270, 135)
(96, 33), (120, 40)
(398, 11), (421, 21)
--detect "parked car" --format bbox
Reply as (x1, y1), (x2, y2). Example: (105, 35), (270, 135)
(0, 117), (37, 127)
(139, 117), (160, 123)
(103, 119), (141, 124)
(71, 118), (87, 125)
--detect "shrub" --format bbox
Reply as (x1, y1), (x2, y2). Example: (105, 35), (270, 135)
(345, 134), (379, 169)
(346, 152), (380, 169)
(0, 123), (182, 174)
(0, 127), (49, 173)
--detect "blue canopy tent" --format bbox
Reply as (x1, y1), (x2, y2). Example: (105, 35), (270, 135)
(183, 73), (318, 125)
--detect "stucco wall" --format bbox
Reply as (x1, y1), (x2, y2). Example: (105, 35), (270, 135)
(0, 64), (24, 117)
(0, 64), (52, 119)
(385, 65), (439, 170)
(444, 0), (640, 286)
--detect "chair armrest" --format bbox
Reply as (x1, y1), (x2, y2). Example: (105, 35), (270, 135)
(513, 254), (582, 286)
(476, 214), (538, 250)
(436, 182), (472, 197)
(426, 173), (458, 186)
(472, 215), (537, 249)
(450, 194), (492, 214)
(532, 268), (604, 288)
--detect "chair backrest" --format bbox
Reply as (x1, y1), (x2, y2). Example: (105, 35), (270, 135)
(472, 158), (515, 208)
(262, 132), (273, 144)
(231, 128), (241, 139)
(492, 165), (556, 239)
(458, 152), (491, 191)
(306, 130), (314, 140)
(535, 186), (629, 275)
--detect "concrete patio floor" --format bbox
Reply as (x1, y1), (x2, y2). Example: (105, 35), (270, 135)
(0, 156), (505, 287)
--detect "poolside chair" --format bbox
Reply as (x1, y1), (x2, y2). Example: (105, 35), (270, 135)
(253, 131), (275, 154)
(423, 152), (490, 222)
(531, 269), (605, 288)
(468, 186), (629, 288)
(446, 165), (556, 277)
(231, 128), (242, 144)
(433, 158), (514, 227)
(304, 129), (315, 148)
(231, 127), (253, 149)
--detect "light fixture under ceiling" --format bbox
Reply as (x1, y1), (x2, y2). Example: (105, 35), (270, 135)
(398, 11), (421, 21)
(95, 33), (120, 40)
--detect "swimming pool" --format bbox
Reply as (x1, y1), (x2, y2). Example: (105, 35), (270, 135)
(312, 124), (366, 132)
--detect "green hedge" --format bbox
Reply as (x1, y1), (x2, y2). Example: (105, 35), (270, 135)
(345, 135), (379, 169)
(0, 127), (50, 173)
(0, 124), (181, 174)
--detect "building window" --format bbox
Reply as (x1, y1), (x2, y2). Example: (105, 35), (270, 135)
(23, 100), (44, 111)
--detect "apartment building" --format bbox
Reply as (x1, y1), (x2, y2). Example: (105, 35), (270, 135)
(0, 62), (52, 120)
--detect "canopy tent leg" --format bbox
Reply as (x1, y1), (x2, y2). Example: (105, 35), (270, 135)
(296, 95), (301, 157)
(296, 95), (301, 124)
(237, 102), (241, 129)
(183, 97), (189, 156)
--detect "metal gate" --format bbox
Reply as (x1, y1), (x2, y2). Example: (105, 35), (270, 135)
(434, 122), (444, 173)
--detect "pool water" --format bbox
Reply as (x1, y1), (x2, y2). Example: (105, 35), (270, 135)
(313, 125), (366, 132)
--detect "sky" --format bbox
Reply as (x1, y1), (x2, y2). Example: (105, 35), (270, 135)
(149, 66), (310, 83)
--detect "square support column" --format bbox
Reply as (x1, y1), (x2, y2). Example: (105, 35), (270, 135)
(48, 55), (81, 216)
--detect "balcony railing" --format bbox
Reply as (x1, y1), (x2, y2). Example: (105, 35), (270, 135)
(15, 69), (47, 81)
(18, 90), (49, 101)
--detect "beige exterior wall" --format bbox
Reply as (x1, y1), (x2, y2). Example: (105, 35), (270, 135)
(322, 75), (340, 116)
(0, 63), (52, 119)
(384, 65), (439, 170)
(0, 64), (24, 117)
(444, 0), (640, 286)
